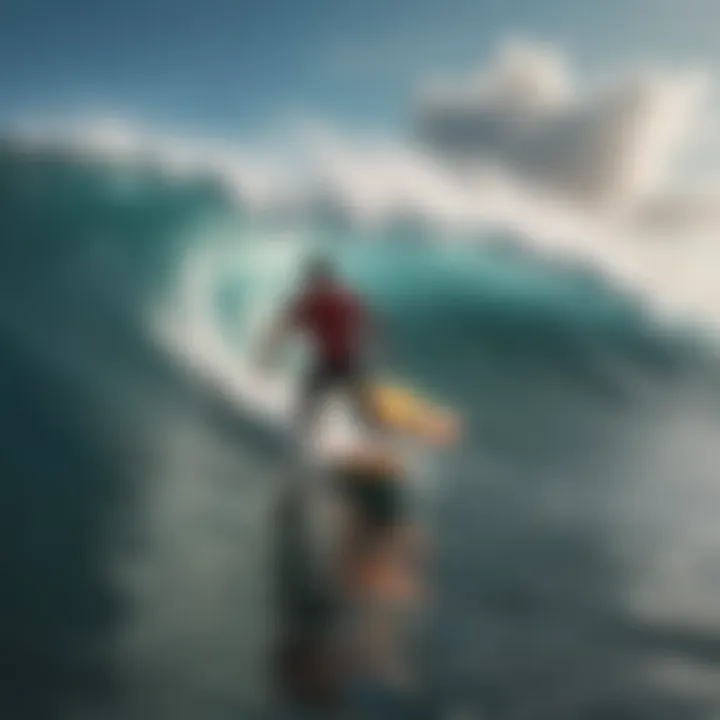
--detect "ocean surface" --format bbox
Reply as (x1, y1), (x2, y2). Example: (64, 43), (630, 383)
(4, 142), (720, 720)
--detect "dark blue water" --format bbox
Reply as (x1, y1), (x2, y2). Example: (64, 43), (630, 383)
(3, 143), (720, 719)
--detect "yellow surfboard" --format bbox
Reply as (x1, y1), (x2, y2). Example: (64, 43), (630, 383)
(366, 381), (461, 447)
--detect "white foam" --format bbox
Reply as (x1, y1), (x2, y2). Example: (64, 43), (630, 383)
(149, 230), (374, 462)
(9, 107), (720, 333)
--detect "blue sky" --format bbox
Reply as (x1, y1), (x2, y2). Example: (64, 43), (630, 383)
(2, 0), (718, 137)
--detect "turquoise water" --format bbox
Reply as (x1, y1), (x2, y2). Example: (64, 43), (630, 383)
(3, 143), (720, 720)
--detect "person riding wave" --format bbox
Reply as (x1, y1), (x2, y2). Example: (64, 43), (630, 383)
(265, 254), (460, 704)
(259, 254), (382, 441)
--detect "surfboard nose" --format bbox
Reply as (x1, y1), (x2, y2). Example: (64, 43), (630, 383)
(368, 384), (461, 446)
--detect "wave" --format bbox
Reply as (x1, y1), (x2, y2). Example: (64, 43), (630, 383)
(9, 117), (720, 332)
(1, 136), (707, 436)
(4, 138), (720, 720)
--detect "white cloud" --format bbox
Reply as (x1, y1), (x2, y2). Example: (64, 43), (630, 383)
(416, 40), (709, 209)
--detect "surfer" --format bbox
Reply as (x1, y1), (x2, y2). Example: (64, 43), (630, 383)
(332, 446), (430, 691)
(259, 254), (382, 440)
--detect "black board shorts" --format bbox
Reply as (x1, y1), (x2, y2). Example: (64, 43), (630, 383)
(304, 356), (365, 398)
(339, 468), (402, 531)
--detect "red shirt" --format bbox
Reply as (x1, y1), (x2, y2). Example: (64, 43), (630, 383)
(290, 284), (365, 363)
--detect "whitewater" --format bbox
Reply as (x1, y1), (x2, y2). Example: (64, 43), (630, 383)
(4, 132), (720, 720)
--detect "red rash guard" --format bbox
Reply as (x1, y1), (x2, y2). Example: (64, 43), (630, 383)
(291, 285), (365, 364)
